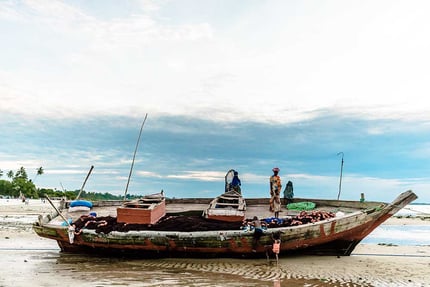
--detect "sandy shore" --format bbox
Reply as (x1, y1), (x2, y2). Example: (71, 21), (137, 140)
(1, 199), (430, 286)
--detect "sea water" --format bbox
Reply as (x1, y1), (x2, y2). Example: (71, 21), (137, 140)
(362, 204), (430, 245)
(394, 204), (430, 217)
(362, 224), (430, 245)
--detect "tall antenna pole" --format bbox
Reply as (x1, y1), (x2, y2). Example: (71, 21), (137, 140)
(124, 114), (148, 201)
(337, 152), (344, 200)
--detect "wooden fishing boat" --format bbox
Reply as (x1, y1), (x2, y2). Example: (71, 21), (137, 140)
(203, 190), (246, 222)
(33, 190), (417, 258)
(202, 170), (246, 222)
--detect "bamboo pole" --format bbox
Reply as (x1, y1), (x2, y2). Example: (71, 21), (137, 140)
(45, 195), (71, 227)
(76, 165), (94, 200)
(124, 114), (148, 201)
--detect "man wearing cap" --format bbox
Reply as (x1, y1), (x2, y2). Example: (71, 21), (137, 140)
(269, 167), (282, 212)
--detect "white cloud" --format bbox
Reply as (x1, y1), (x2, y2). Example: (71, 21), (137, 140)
(0, 159), (44, 173)
(167, 170), (225, 182)
(1, 0), (430, 124)
(45, 169), (90, 175)
(0, 1), (22, 21)
(135, 170), (162, 178)
(24, 0), (92, 22)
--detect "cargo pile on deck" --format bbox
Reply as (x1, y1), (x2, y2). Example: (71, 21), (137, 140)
(72, 210), (336, 234)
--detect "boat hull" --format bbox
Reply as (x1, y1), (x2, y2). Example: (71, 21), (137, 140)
(33, 190), (417, 258)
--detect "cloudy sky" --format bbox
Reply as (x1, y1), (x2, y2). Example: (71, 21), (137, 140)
(1, 0), (429, 203)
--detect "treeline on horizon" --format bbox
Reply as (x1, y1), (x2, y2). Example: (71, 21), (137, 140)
(0, 166), (138, 200)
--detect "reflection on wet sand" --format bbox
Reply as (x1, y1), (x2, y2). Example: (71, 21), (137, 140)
(1, 250), (338, 287)
(52, 253), (335, 287)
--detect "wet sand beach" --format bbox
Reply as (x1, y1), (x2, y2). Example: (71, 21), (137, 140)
(1, 199), (430, 287)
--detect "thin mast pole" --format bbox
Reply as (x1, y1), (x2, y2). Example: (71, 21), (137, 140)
(45, 195), (71, 227)
(337, 152), (344, 200)
(124, 114), (148, 201)
(76, 165), (94, 200)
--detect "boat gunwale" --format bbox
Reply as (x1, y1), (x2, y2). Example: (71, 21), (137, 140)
(35, 209), (368, 238)
(35, 191), (416, 237)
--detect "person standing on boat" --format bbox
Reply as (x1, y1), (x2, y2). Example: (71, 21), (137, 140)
(284, 180), (294, 205)
(269, 167), (282, 212)
(273, 193), (281, 218)
(230, 170), (242, 194)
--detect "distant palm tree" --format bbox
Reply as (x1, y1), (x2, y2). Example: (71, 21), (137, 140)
(7, 170), (13, 179)
(0, 169), (3, 178)
(33, 167), (44, 182)
(15, 167), (28, 179)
